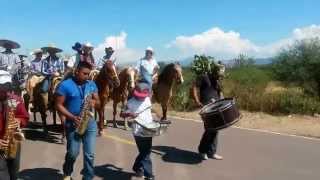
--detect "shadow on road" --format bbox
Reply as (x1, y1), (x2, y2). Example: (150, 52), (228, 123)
(152, 146), (202, 164)
(19, 168), (63, 180)
(23, 123), (64, 144)
(95, 164), (135, 180)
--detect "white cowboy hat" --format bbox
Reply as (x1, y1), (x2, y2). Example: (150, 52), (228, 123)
(0, 39), (20, 49)
(41, 44), (63, 54)
(31, 48), (43, 55)
(81, 42), (94, 50)
(0, 70), (12, 84)
(146, 46), (154, 52)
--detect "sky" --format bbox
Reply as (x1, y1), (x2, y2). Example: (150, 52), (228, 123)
(1, 0), (320, 63)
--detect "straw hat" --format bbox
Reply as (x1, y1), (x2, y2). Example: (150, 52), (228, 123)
(41, 44), (63, 53)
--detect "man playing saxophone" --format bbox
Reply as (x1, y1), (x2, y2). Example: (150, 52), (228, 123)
(55, 61), (100, 180)
(0, 70), (29, 180)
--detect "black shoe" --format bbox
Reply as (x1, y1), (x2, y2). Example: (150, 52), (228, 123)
(145, 175), (155, 180)
(133, 168), (144, 177)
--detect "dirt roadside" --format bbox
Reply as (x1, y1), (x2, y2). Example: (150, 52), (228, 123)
(151, 104), (320, 138)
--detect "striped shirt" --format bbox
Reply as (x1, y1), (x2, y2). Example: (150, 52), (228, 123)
(0, 52), (20, 73)
(30, 59), (43, 74)
(41, 56), (65, 76)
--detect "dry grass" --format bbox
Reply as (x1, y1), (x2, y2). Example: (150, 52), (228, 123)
(152, 104), (320, 138)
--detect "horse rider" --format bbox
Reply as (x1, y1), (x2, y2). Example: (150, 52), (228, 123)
(55, 61), (100, 180)
(191, 67), (224, 161)
(135, 47), (159, 91)
(27, 49), (44, 104)
(0, 70), (29, 180)
(79, 43), (95, 69)
(0, 39), (21, 74)
(121, 81), (156, 180)
(66, 42), (82, 71)
(40, 45), (64, 94)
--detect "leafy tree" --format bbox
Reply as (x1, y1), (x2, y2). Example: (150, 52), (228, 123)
(272, 38), (320, 97)
(191, 55), (219, 76)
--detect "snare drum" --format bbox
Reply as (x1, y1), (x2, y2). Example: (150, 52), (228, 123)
(199, 98), (240, 131)
(133, 117), (170, 137)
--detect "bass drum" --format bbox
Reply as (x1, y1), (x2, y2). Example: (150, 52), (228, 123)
(199, 98), (240, 131)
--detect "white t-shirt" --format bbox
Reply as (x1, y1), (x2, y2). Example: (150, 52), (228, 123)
(135, 58), (159, 75)
(125, 96), (153, 137)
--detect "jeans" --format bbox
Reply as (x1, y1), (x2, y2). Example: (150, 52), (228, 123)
(63, 119), (97, 180)
(133, 136), (153, 178)
(0, 145), (21, 180)
(41, 77), (51, 93)
(198, 130), (218, 155)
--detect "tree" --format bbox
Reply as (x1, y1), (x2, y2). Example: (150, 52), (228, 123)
(272, 38), (320, 97)
(191, 55), (219, 76)
(233, 54), (255, 68)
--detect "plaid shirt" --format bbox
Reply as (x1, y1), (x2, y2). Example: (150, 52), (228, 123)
(41, 56), (64, 76)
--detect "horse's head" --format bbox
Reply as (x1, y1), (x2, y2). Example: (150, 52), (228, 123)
(89, 70), (100, 81)
(101, 60), (120, 88)
(126, 67), (138, 90)
(172, 63), (184, 84)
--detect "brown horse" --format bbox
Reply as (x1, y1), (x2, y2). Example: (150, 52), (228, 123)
(28, 76), (63, 134)
(152, 63), (184, 120)
(111, 67), (138, 130)
(94, 60), (120, 135)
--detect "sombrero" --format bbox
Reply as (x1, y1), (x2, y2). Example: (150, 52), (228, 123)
(105, 47), (114, 53)
(18, 54), (28, 60)
(31, 48), (43, 55)
(72, 42), (82, 51)
(81, 42), (94, 51)
(0, 39), (20, 49)
(41, 44), (63, 53)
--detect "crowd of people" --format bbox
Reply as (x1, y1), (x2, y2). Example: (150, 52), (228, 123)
(0, 39), (225, 180)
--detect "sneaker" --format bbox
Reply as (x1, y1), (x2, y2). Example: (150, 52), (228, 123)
(209, 154), (223, 160)
(63, 176), (71, 180)
(200, 153), (208, 160)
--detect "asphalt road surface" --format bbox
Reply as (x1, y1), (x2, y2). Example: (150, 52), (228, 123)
(18, 107), (320, 180)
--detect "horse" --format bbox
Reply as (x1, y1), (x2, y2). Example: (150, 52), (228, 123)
(111, 67), (138, 130)
(152, 63), (184, 120)
(94, 60), (120, 135)
(28, 76), (64, 136)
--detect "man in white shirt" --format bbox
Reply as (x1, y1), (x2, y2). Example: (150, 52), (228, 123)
(0, 39), (21, 74)
(27, 49), (44, 103)
(135, 47), (159, 90)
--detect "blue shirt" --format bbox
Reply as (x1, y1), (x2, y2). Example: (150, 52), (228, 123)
(55, 78), (98, 118)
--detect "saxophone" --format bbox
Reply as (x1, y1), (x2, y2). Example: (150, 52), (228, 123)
(76, 94), (94, 135)
(1, 94), (25, 159)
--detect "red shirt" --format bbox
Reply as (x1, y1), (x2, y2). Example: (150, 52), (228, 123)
(0, 96), (29, 139)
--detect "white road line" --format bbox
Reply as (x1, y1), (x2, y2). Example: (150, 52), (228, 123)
(106, 106), (320, 141)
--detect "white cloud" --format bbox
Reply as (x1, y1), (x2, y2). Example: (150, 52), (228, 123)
(168, 25), (320, 59)
(93, 31), (141, 65)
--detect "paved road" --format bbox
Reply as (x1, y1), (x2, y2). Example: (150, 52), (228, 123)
(18, 108), (320, 180)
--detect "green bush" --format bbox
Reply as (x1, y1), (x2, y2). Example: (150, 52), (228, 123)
(168, 54), (320, 115)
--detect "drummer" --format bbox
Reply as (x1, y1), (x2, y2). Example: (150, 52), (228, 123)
(191, 71), (224, 160)
(121, 80), (155, 180)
